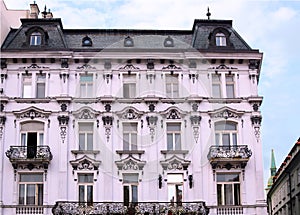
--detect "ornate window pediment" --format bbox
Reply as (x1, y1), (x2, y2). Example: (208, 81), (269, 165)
(160, 155), (191, 171)
(73, 107), (99, 120)
(116, 107), (143, 120)
(115, 155), (146, 171)
(208, 107), (244, 119)
(70, 155), (101, 172)
(13, 106), (51, 120)
(160, 107), (186, 119)
(118, 63), (140, 73)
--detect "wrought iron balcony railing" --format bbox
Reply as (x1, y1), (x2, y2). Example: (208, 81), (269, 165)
(52, 201), (209, 215)
(6, 146), (53, 161)
(207, 145), (252, 160)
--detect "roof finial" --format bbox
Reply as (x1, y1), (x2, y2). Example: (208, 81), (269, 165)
(206, 7), (211, 20)
(33, 0), (36, 4)
(42, 5), (47, 18)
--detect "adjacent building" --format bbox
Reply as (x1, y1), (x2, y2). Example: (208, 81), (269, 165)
(0, 2), (267, 215)
(267, 139), (300, 215)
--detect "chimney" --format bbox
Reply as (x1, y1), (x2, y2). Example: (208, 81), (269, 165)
(29, 2), (40, 19)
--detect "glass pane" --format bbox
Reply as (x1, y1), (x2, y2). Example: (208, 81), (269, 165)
(215, 122), (236, 131)
(166, 84), (172, 96)
(21, 122), (44, 131)
(167, 124), (180, 131)
(79, 124), (93, 131)
(175, 134), (181, 150)
(222, 134), (230, 146)
(78, 174), (94, 183)
(132, 185), (138, 203)
(226, 84), (235, 98)
(80, 75), (93, 82)
(123, 123), (137, 132)
(226, 76), (234, 82)
(123, 186), (129, 206)
(212, 84), (221, 98)
(26, 184), (35, 205)
(21, 134), (26, 146)
(123, 134), (129, 150)
(167, 174), (183, 183)
(212, 75), (220, 82)
(20, 174), (43, 182)
(173, 83), (179, 97)
(79, 185), (85, 202)
(217, 174), (239, 182)
(87, 84), (93, 97)
(176, 185), (183, 203)
(129, 84), (136, 98)
(232, 133), (237, 146)
(234, 184), (240, 205)
(37, 184), (43, 206)
(87, 134), (93, 150)
(23, 84), (32, 98)
(217, 184), (222, 205)
(224, 184), (233, 205)
(36, 83), (45, 98)
(79, 134), (85, 150)
(168, 185), (175, 203)
(80, 84), (86, 97)
(87, 186), (93, 203)
(215, 133), (220, 145)
(167, 134), (173, 150)
(19, 184), (25, 205)
(39, 133), (44, 145)
(123, 84), (130, 98)
(123, 174), (138, 183)
(131, 134), (137, 150)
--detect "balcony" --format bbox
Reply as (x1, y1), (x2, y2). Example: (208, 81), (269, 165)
(52, 201), (209, 215)
(6, 146), (53, 169)
(207, 145), (252, 170)
(216, 206), (244, 215)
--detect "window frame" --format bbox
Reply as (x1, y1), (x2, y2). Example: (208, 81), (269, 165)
(225, 74), (235, 98)
(216, 33), (227, 47)
(79, 74), (94, 98)
(78, 122), (94, 151)
(36, 74), (46, 98)
(167, 173), (183, 205)
(165, 74), (179, 98)
(214, 121), (238, 147)
(18, 173), (44, 206)
(78, 173), (94, 204)
(166, 123), (181, 150)
(123, 74), (137, 99)
(211, 74), (222, 98)
(216, 173), (241, 206)
(123, 173), (139, 206)
(30, 32), (42, 46)
(122, 122), (138, 150)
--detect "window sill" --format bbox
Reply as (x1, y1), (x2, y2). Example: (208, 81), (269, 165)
(73, 98), (98, 103)
(71, 150), (100, 156)
(117, 98), (143, 103)
(116, 150), (145, 156)
(161, 150), (189, 156)
(14, 97), (51, 103)
(161, 98), (186, 103)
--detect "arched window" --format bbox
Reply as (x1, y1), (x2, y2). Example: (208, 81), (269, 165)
(30, 32), (42, 46)
(216, 33), (226, 46)
(82, 36), (92, 46)
(214, 121), (237, 146)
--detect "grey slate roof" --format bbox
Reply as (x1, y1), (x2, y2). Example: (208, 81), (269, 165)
(1, 18), (256, 52)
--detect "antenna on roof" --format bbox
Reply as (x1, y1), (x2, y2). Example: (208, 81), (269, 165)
(206, 7), (211, 20)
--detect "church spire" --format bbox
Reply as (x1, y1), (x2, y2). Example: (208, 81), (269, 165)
(266, 149), (277, 192)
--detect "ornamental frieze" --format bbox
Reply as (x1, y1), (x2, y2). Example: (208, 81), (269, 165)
(115, 155), (146, 171)
(160, 155), (191, 171)
(13, 107), (51, 119)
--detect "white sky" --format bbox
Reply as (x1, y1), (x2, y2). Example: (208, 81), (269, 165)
(3, 0), (300, 188)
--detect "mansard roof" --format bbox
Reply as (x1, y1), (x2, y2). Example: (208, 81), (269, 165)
(1, 17), (257, 52)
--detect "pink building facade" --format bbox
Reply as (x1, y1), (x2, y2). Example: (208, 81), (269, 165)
(0, 3), (267, 215)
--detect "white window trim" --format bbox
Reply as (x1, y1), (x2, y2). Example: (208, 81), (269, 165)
(165, 74), (179, 98)
(79, 73), (94, 98)
(166, 122), (182, 150)
(77, 173), (94, 203)
(78, 122), (95, 151)
(20, 73), (48, 98)
(211, 73), (237, 98)
(122, 122), (138, 150)
(122, 73), (137, 99)
(214, 121), (238, 147)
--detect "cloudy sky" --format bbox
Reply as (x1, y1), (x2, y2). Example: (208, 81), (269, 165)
(4, 0), (300, 186)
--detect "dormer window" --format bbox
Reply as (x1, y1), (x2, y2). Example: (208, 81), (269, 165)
(124, 36), (134, 47)
(30, 32), (42, 46)
(216, 33), (226, 46)
(82, 36), (92, 47)
(164, 36), (174, 47)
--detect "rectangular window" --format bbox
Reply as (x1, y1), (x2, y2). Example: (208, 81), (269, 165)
(217, 173), (241, 206)
(22, 76), (32, 98)
(123, 75), (136, 98)
(123, 123), (137, 150)
(30, 32), (42, 46)
(79, 123), (93, 150)
(216, 33), (226, 46)
(123, 173), (138, 206)
(19, 174), (43, 205)
(167, 123), (181, 150)
(167, 174), (183, 205)
(36, 74), (46, 98)
(212, 74), (221, 98)
(78, 173), (93, 204)
(80, 75), (93, 98)
(215, 122), (238, 147)
(166, 75), (179, 98)
(225, 75), (235, 98)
